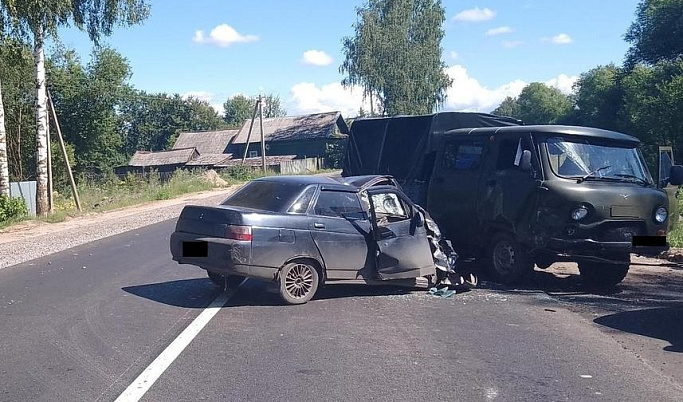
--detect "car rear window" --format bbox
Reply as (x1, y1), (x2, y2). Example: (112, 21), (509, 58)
(222, 181), (306, 212)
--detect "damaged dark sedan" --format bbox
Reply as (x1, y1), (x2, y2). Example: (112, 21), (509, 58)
(170, 175), (468, 304)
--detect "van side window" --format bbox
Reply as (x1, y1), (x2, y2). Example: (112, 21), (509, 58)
(443, 140), (484, 171)
(496, 138), (532, 171)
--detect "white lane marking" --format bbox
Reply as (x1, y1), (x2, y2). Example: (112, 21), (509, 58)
(115, 290), (234, 402)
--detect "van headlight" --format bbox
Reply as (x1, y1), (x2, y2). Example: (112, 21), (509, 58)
(571, 205), (589, 221)
(654, 207), (668, 223)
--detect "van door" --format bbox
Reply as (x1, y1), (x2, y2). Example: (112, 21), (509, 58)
(479, 135), (539, 239)
(427, 137), (486, 247)
(367, 189), (434, 280)
(658, 146), (679, 231)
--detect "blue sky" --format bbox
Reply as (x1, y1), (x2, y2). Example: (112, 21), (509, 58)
(56, 0), (641, 116)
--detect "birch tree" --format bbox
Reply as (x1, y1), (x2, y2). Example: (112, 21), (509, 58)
(0, 77), (8, 196)
(0, 0), (150, 215)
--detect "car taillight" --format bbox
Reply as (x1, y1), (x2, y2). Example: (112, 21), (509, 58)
(226, 225), (252, 241)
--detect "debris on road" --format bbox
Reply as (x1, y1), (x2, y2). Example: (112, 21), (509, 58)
(429, 286), (456, 298)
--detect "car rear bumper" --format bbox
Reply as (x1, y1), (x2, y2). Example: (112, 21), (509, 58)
(170, 232), (278, 281)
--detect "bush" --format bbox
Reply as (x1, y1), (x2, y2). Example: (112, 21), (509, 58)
(0, 195), (28, 222)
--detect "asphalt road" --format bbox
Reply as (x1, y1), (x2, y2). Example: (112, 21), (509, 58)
(1, 219), (683, 401)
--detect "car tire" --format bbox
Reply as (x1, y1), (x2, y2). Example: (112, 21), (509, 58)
(488, 232), (534, 284)
(279, 262), (319, 305)
(578, 261), (629, 289)
(207, 271), (245, 289)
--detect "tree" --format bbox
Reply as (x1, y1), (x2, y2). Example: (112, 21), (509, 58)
(625, 0), (683, 67)
(222, 94), (286, 127)
(515, 83), (572, 124)
(119, 92), (226, 155)
(621, 60), (683, 163)
(0, 0), (150, 215)
(571, 65), (624, 131)
(0, 75), (8, 196)
(0, 39), (35, 182)
(491, 96), (520, 118)
(49, 47), (132, 173)
(340, 0), (452, 116)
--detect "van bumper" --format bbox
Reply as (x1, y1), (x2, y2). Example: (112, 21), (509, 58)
(547, 237), (668, 259)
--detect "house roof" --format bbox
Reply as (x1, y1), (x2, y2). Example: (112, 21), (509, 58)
(215, 155), (297, 168)
(231, 112), (349, 144)
(185, 153), (234, 166)
(172, 130), (238, 154)
(128, 148), (198, 167)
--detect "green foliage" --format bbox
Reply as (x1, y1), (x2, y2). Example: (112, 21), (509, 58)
(0, 0), (150, 42)
(0, 194), (27, 222)
(222, 94), (286, 128)
(50, 139), (76, 192)
(325, 141), (346, 169)
(340, 0), (452, 116)
(0, 38), (35, 181)
(516, 83), (572, 124)
(625, 0), (683, 67)
(492, 83), (572, 124)
(48, 46), (131, 173)
(491, 96), (520, 118)
(571, 65), (624, 131)
(119, 92), (226, 154)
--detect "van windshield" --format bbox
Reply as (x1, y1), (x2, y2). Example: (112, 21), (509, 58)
(546, 137), (653, 185)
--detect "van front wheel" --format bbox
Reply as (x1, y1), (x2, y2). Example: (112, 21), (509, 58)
(578, 261), (629, 288)
(489, 233), (534, 284)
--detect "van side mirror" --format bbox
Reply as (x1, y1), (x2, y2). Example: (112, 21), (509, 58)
(520, 150), (532, 172)
(669, 165), (683, 186)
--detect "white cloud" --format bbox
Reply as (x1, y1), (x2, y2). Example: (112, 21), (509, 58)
(182, 91), (214, 103)
(301, 50), (333, 66)
(453, 7), (496, 22)
(486, 26), (513, 36)
(288, 82), (378, 117)
(442, 65), (578, 112)
(548, 33), (572, 45)
(449, 51), (459, 60)
(193, 24), (258, 47)
(287, 66), (578, 116)
(181, 91), (225, 114)
(502, 40), (524, 49)
(544, 74), (578, 94)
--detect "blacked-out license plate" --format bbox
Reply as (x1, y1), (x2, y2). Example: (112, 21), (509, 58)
(183, 241), (208, 257)
(632, 236), (666, 247)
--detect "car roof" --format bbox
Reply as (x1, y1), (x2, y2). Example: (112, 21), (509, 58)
(255, 174), (395, 192)
(443, 125), (640, 144)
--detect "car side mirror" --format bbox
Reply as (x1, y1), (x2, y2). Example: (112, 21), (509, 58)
(669, 165), (683, 186)
(520, 150), (532, 172)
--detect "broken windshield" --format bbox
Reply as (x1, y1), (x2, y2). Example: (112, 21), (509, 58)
(546, 137), (652, 185)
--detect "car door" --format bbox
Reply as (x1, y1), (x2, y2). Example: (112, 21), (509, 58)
(479, 134), (540, 238)
(366, 188), (434, 280)
(427, 136), (487, 246)
(309, 189), (373, 280)
(658, 146), (679, 232)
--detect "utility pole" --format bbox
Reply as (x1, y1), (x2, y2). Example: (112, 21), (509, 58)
(241, 98), (261, 164)
(259, 95), (266, 173)
(47, 91), (81, 212)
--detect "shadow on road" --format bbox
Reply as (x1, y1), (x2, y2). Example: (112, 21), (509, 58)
(122, 278), (221, 308)
(594, 307), (683, 353)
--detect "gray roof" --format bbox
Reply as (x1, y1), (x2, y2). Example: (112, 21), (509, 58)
(185, 153), (233, 167)
(231, 112), (349, 144)
(129, 148), (198, 167)
(172, 130), (238, 154)
(215, 155), (297, 167)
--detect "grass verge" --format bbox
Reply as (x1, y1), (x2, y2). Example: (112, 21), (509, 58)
(0, 167), (268, 230)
